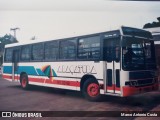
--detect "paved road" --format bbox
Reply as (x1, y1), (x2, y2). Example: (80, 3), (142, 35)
(0, 76), (160, 120)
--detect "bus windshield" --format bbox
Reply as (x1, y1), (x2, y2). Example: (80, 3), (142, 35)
(122, 37), (156, 71)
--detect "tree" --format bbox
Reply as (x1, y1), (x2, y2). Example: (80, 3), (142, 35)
(0, 34), (18, 44)
(0, 34), (18, 65)
(143, 17), (160, 28)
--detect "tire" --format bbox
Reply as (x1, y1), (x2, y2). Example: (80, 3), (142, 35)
(82, 79), (101, 102)
(20, 74), (29, 90)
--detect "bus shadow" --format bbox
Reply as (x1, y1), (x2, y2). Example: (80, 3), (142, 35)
(28, 85), (160, 108)
(32, 85), (84, 99)
(9, 84), (160, 110)
(101, 91), (160, 110)
(13, 84), (84, 99)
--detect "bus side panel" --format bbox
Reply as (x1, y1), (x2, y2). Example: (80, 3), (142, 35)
(3, 61), (104, 92)
(2, 63), (13, 81)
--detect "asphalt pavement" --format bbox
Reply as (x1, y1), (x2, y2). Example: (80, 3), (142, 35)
(0, 75), (160, 120)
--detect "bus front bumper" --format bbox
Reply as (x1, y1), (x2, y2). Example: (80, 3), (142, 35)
(122, 83), (159, 97)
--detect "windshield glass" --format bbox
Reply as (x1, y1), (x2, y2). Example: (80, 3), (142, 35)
(122, 37), (156, 70)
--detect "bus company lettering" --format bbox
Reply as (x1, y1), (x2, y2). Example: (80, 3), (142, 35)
(57, 65), (97, 75)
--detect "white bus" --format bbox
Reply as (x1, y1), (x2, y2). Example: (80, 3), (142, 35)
(2, 26), (159, 101)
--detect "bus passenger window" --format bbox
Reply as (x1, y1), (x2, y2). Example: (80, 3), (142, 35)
(21, 45), (30, 61)
(5, 48), (13, 62)
(31, 43), (44, 60)
(78, 36), (100, 59)
(60, 39), (76, 60)
(45, 41), (58, 60)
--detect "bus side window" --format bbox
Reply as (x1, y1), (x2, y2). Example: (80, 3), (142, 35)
(21, 45), (30, 61)
(44, 41), (58, 60)
(104, 38), (120, 62)
(5, 48), (13, 62)
(60, 39), (76, 60)
(78, 36), (100, 59)
(31, 43), (44, 61)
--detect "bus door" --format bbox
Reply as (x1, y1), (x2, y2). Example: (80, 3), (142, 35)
(104, 38), (121, 94)
(12, 50), (19, 81)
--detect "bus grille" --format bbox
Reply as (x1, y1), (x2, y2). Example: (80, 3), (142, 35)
(125, 78), (154, 87)
(137, 79), (154, 87)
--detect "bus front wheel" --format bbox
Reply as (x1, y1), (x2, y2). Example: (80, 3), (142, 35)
(82, 79), (101, 101)
(20, 74), (29, 89)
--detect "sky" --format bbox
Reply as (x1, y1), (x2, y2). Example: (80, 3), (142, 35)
(0, 0), (160, 43)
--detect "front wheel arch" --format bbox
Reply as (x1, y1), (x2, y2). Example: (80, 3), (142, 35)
(80, 74), (97, 91)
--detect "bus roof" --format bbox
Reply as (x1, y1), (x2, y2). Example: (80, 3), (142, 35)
(5, 26), (153, 48)
(5, 29), (120, 48)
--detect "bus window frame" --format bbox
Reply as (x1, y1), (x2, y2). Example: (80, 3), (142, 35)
(31, 42), (44, 62)
(77, 35), (101, 60)
(4, 47), (13, 62)
(44, 40), (59, 61)
(4, 47), (21, 63)
(59, 39), (77, 61)
(121, 36), (156, 71)
(20, 45), (31, 62)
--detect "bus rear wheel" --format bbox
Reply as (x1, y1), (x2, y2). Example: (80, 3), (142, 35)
(82, 79), (101, 101)
(20, 74), (29, 89)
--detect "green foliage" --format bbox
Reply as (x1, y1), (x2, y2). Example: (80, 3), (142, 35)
(143, 17), (160, 28)
(0, 34), (18, 45)
(0, 34), (18, 65)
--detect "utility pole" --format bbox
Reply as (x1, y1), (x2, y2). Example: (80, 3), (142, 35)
(10, 27), (20, 39)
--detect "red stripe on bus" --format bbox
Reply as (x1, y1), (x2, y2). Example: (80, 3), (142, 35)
(28, 77), (80, 87)
(14, 76), (20, 80)
(107, 86), (114, 90)
(3, 75), (20, 80)
(3, 74), (80, 87)
(3, 75), (12, 79)
(107, 84), (120, 91)
(29, 77), (45, 83)
(115, 87), (120, 91)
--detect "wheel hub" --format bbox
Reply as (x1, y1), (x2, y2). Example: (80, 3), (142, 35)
(87, 83), (99, 97)
(22, 78), (27, 88)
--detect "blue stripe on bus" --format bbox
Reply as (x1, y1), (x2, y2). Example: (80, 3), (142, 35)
(3, 66), (12, 74)
(3, 66), (38, 75)
(18, 66), (38, 75)
(3, 66), (57, 77)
